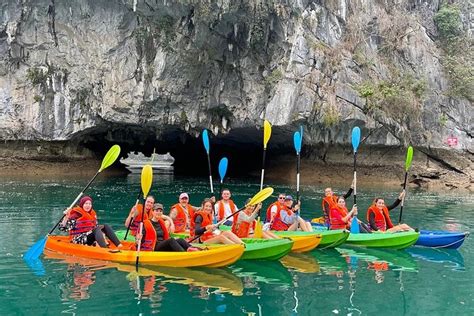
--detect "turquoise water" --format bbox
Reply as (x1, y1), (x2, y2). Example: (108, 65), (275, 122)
(1, 174), (473, 315)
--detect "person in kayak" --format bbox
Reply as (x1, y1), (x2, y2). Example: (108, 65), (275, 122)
(136, 202), (200, 252)
(60, 196), (123, 250)
(192, 199), (244, 245)
(265, 193), (287, 223)
(232, 200), (280, 239)
(271, 195), (313, 232)
(215, 189), (239, 226)
(124, 195), (155, 236)
(328, 197), (371, 232)
(322, 181), (354, 226)
(169, 193), (195, 233)
(366, 192), (414, 232)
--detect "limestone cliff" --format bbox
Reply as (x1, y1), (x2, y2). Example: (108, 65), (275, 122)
(0, 0), (472, 189)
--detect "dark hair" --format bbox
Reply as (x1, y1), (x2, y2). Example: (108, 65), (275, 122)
(222, 188), (231, 193)
(337, 196), (345, 203)
(145, 195), (155, 201)
(373, 197), (384, 204)
(201, 198), (214, 208)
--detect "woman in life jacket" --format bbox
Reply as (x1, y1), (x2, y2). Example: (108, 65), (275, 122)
(366, 191), (414, 232)
(232, 200), (279, 239)
(271, 195), (313, 232)
(124, 195), (155, 236)
(60, 196), (123, 250)
(136, 202), (200, 252)
(192, 199), (244, 245)
(330, 197), (372, 233)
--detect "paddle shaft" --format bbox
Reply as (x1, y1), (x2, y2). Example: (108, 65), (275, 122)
(295, 151), (301, 228)
(206, 154), (214, 194)
(124, 190), (142, 240)
(135, 195), (147, 270)
(353, 152), (357, 206)
(398, 172), (408, 223)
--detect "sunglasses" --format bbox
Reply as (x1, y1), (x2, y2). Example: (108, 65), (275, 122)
(278, 197), (285, 200)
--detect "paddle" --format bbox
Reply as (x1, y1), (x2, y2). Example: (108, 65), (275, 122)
(135, 164), (153, 270)
(254, 120), (272, 238)
(202, 129), (214, 195)
(23, 145), (121, 261)
(293, 131), (302, 228)
(350, 127), (361, 234)
(398, 146), (413, 224)
(188, 187), (274, 242)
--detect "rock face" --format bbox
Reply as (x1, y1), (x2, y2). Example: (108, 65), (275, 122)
(0, 0), (472, 190)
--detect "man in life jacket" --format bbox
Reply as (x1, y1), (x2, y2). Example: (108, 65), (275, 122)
(265, 193), (287, 223)
(215, 189), (239, 226)
(322, 181), (354, 227)
(271, 195), (313, 232)
(366, 191), (414, 232)
(169, 193), (195, 233)
(125, 195), (155, 237)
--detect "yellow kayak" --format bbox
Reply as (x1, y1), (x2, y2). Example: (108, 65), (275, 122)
(280, 234), (321, 253)
(45, 236), (244, 268)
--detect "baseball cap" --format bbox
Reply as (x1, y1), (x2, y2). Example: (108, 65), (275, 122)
(179, 193), (189, 199)
(285, 195), (293, 201)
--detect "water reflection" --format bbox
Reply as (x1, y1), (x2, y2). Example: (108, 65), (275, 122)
(406, 247), (465, 271)
(280, 253), (320, 273)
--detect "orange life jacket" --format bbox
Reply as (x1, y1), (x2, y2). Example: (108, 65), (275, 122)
(231, 212), (256, 238)
(69, 207), (97, 237)
(322, 195), (338, 225)
(171, 203), (195, 233)
(216, 200), (237, 222)
(271, 207), (293, 231)
(140, 218), (170, 251)
(130, 204), (151, 236)
(329, 205), (349, 230)
(366, 205), (394, 231)
(191, 211), (214, 241)
(266, 201), (285, 222)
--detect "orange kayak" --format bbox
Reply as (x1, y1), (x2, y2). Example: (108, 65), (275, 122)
(45, 236), (244, 268)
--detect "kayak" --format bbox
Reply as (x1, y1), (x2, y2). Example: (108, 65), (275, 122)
(345, 231), (420, 249)
(415, 230), (469, 249)
(45, 236), (244, 268)
(269, 233), (321, 252)
(116, 230), (294, 260)
(274, 230), (348, 249)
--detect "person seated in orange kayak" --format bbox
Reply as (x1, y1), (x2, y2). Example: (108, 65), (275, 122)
(191, 199), (244, 245)
(124, 195), (155, 236)
(60, 196), (123, 249)
(322, 181), (354, 227)
(215, 189), (239, 226)
(232, 200), (279, 239)
(169, 193), (195, 233)
(366, 191), (414, 232)
(329, 197), (371, 232)
(271, 195), (313, 232)
(136, 202), (200, 252)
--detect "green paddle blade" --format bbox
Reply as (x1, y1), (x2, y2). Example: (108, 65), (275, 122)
(246, 187), (274, 206)
(141, 165), (153, 198)
(405, 146), (414, 172)
(99, 145), (121, 172)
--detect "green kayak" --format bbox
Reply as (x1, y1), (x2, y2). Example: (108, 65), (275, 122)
(345, 231), (420, 249)
(273, 230), (349, 249)
(115, 230), (294, 261)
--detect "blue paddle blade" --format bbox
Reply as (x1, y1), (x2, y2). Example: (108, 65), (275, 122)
(202, 129), (210, 154)
(293, 131), (302, 154)
(218, 157), (228, 182)
(350, 217), (360, 234)
(351, 127), (361, 152)
(24, 237), (47, 261)
(24, 257), (46, 276)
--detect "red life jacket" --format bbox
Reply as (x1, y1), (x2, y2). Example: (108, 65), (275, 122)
(271, 207), (293, 231)
(171, 203), (195, 233)
(329, 205), (349, 230)
(266, 201), (285, 222)
(366, 205), (394, 231)
(322, 195), (338, 225)
(130, 204), (151, 236)
(69, 207), (97, 237)
(217, 200), (237, 222)
(191, 211), (214, 241)
(231, 212), (256, 238)
(140, 218), (170, 251)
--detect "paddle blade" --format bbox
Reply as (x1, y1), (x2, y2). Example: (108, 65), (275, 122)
(351, 127), (361, 152)
(246, 187), (274, 207)
(24, 237), (47, 261)
(141, 165), (153, 198)
(405, 146), (414, 172)
(202, 129), (210, 154)
(293, 131), (302, 154)
(263, 120), (272, 149)
(99, 144), (121, 172)
(218, 157), (228, 182)
(350, 217), (360, 234)
(254, 219), (263, 238)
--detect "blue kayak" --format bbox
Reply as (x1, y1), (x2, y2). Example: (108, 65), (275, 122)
(415, 230), (469, 249)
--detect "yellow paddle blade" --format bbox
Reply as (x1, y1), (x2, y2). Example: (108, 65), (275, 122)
(254, 218), (263, 238)
(99, 145), (121, 172)
(141, 165), (153, 198)
(263, 120), (272, 149)
(246, 187), (274, 206)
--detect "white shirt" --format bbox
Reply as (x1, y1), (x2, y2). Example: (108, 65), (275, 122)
(214, 200), (238, 222)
